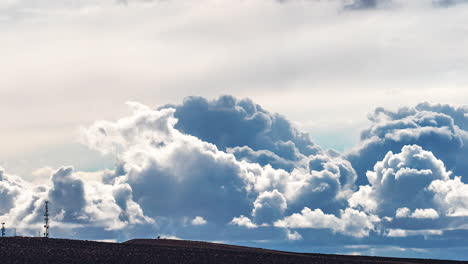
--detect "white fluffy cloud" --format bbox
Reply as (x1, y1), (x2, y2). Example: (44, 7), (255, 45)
(81, 99), (360, 232)
(0, 165), (152, 236)
(411, 208), (440, 219)
(83, 102), (253, 224)
(252, 190), (287, 225)
(349, 143), (468, 236)
(395, 207), (412, 218)
(230, 215), (258, 229)
(347, 103), (468, 185)
(191, 216), (207, 226)
(0, 168), (25, 215)
(286, 229), (302, 241)
(274, 207), (380, 238)
(349, 145), (450, 216)
(395, 207), (439, 219)
(429, 176), (468, 217)
(163, 96), (323, 168)
(386, 229), (443, 238)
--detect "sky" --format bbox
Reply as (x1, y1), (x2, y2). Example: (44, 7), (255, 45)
(1, 0), (468, 260)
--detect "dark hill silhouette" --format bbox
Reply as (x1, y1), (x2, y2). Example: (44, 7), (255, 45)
(0, 237), (466, 264)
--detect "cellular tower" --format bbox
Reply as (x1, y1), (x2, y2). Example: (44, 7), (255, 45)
(43, 201), (49, 238)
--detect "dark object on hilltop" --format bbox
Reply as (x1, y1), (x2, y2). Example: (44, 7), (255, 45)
(1, 237), (467, 264)
(43, 201), (49, 238)
(1, 223), (5, 237)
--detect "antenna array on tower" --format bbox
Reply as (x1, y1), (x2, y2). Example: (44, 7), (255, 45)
(44, 201), (49, 238)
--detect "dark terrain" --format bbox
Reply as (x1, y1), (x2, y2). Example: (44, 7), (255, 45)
(0, 237), (466, 264)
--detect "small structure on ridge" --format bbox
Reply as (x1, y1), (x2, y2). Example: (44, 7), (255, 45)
(43, 201), (49, 238)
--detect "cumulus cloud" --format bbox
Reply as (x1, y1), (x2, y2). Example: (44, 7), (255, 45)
(286, 229), (302, 241)
(48, 167), (152, 229)
(161, 95), (323, 171)
(157, 96), (360, 220)
(274, 207), (380, 238)
(83, 102), (254, 224)
(230, 215), (258, 229)
(411, 208), (440, 219)
(347, 103), (468, 185)
(349, 143), (468, 238)
(252, 190), (287, 225)
(429, 176), (468, 216)
(395, 207), (411, 218)
(386, 229), (443, 237)
(191, 216), (207, 226)
(395, 207), (439, 219)
(349, 145), (450, 216)
(0, 168), (25, 215)
(80, 98), (360, 234)
(0, 165), (152, 236)
(349, 142), (468, 225)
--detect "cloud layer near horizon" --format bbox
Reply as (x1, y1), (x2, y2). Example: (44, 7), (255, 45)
(1, 95), (468, 259)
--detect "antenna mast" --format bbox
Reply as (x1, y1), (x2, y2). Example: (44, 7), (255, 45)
(1, 223), (5, 237)
(44, 201), (49, 238)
